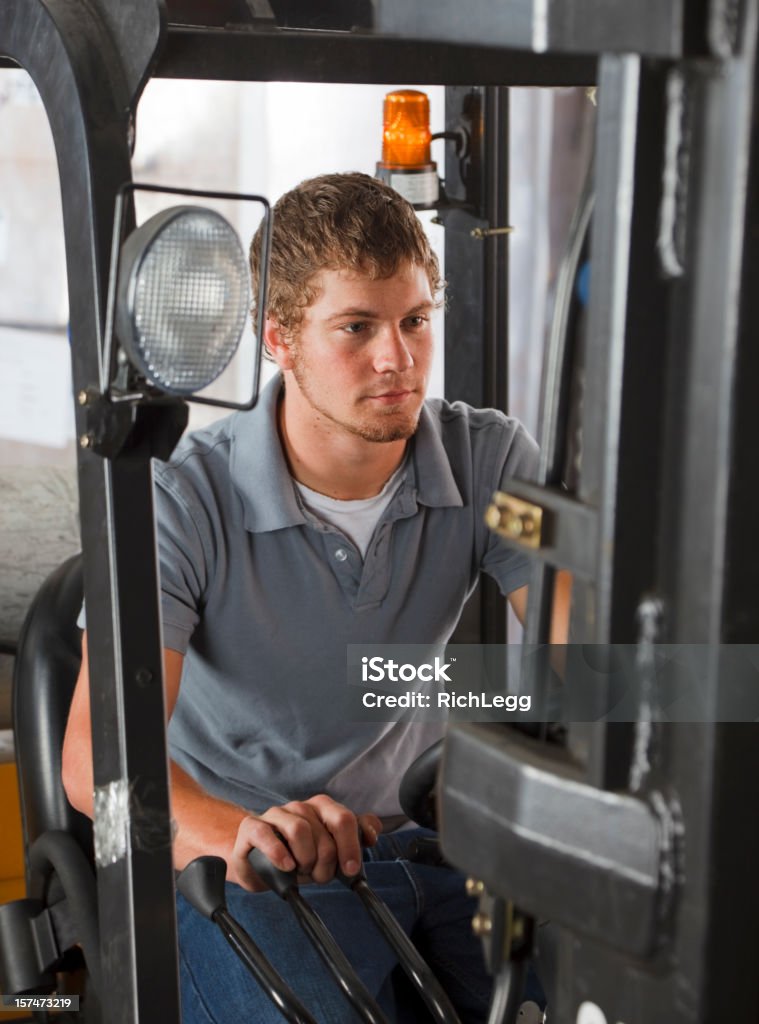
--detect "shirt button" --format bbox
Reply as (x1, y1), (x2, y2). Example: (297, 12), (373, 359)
(334, 548), (348, 562)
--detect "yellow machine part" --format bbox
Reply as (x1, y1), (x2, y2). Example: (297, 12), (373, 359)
(0, 762), (25, 902)
(0, 763), (28, 1019)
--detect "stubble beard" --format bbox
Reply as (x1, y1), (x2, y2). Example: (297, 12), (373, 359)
(290, 357), (421, 444)
(349, 415), (418, 443)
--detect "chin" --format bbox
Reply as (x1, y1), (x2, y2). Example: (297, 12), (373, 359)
(352, 414), (420, 443)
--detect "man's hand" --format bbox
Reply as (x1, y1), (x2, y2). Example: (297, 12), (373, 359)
(230, 795), (383, 891)
(64, 641), (383, 894)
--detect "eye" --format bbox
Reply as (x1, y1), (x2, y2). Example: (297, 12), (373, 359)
(403, 315), (428, 329)
(341, 321), (368, 335)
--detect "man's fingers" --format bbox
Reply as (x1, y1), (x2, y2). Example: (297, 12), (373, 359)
(259, 806), (321, 875)
(236, 815), (297, 870)
(279, 802), (339, 883)
(231, 815), (297, 890)
(305, 794), (364, 875)
(357, 813), (383, 847)
(230, 800), (382, 891)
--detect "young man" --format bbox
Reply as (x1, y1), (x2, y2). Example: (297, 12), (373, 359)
(63, 172), (542, 1022)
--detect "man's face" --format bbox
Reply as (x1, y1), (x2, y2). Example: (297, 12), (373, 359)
(281, 262), (435, 443)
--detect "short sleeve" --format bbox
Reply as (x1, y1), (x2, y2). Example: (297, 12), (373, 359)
(153, 467), (211, 654)
(76, 471), (210, 648)
(479, 422), (540, 596)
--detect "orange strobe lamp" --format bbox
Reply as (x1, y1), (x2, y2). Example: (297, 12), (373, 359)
(376, 89), (439, 209)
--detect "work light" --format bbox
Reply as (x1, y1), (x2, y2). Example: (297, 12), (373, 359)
(100, 182), (271, 413)
(116, 206), (249, 396)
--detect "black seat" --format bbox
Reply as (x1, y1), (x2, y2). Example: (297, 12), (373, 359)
(14, 556), (92, 865)
(0, 555), (101, 1018)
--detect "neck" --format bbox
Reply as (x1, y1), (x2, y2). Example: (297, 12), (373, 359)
(277, 379), (409, 500)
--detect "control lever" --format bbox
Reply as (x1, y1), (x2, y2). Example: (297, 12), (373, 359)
(486, 961), (528, 1024)
(176, 856), (317, 1024)
(336, 858), (462, 1024)
(248, 847), (390, 1024)
(479, 898), (535, 1024)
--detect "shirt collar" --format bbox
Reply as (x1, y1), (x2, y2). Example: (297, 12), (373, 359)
(230, 374), (306, 533)
(230, 377), (463, 533)
(409, 401), (464, 509)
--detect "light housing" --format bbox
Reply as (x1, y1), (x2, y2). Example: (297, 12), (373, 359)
(376, 89), (439, 209)
(116, 205), (250, 397)
(382, 89), (432, 167)
(101, 182), (271, 413)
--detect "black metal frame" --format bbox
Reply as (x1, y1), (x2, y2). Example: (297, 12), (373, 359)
(156, 26), (596, 86)
(0, 3), (181, 1021)
(440, 85), (512, 646)
(425, 3), (759, 1023)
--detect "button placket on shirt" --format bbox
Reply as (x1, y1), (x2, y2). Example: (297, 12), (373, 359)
(321, 522), (392, 609)
(294, 497), (362, 600)
(353, 522), (392, 610)
(302, 475), (421, 609)
(354, 484), (419, 611)
(323, 530), (362, 599)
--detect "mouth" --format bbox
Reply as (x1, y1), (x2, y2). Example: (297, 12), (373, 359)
(366, 389), (415, 405)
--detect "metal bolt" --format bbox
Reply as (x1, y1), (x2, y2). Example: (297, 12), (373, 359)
(79, 433), (93, 449)
(471, 912), (492, 937)
(465, 877), (485, 897)
(513, 512), (536, 537)
(485, 493), (543, 549)
(484, 504), (503, 531)
(505, 513), (524, 537)
(471, 225), (515, 239)
(486, 505), (538, 541)
(77, 390), (89, 406)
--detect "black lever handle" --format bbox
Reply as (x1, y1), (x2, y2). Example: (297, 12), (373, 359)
(247, 846), (299, 897)
(247, 847), (391, 1024)
(336, 866), (462, 1024)
(176, 854), (228, 919)
(177, 857), (318, 1024)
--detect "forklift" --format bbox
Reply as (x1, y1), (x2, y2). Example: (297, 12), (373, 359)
(1, 1), (759, 1021)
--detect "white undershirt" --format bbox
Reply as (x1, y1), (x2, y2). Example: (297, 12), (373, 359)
(293, 458), (407, 558)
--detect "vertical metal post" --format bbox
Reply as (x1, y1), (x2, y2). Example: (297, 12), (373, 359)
(443, 85), (510, 644)
(574, 54), (641, 645)
(553, 4), (759, 1019)
(0, 3), (181, 1021)
(658, 21), (757, 647)
(562, 56), (642, 787)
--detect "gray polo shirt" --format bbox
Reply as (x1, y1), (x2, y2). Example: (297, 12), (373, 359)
(157, 375), (538, 818)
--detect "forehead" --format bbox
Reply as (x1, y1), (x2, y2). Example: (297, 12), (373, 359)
(304, 263), (433, 316)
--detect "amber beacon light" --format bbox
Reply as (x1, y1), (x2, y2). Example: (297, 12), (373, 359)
(376, 89), (439, 209)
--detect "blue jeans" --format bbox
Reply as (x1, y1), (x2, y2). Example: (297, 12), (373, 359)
(177, 828), (494, 1023)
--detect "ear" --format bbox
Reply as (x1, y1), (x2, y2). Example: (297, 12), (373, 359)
(263, 316), (296, 371)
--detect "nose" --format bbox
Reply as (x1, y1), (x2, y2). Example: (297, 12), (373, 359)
(371, 324), (414, 374)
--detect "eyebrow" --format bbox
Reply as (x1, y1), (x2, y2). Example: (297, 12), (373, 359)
(325, 301), (435, 322)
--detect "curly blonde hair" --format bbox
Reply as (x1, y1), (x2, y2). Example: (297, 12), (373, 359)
(249, 172), (443, 337)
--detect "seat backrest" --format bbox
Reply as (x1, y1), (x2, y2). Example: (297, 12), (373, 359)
(12, 555), (93, 865)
